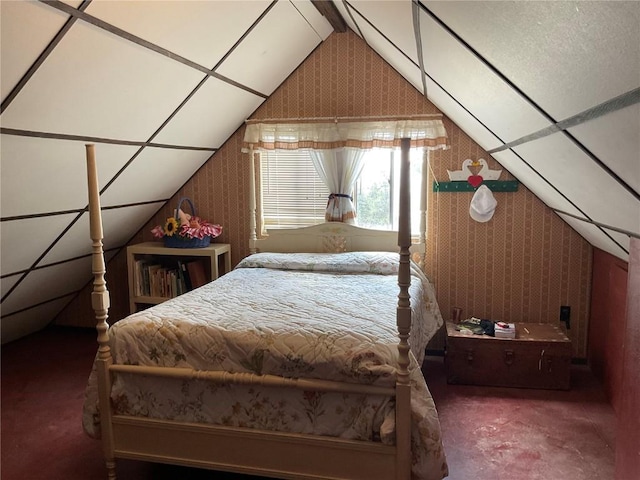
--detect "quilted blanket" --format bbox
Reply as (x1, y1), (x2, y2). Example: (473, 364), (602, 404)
(83, 251), (448, 480)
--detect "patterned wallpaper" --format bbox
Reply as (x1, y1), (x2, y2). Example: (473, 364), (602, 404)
(57, 31), (592, 357)
(426, 124), (592, 356)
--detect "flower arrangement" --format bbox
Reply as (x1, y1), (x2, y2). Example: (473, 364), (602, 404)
(151, 198), (222, 248)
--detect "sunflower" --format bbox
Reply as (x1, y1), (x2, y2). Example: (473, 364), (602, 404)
(163, 217), (179, 237)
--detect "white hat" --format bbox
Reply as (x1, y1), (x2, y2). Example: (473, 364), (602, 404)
(469, 185), (497, 222)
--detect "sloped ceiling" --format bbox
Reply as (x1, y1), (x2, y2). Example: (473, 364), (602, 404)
(1, 0), (638, 343)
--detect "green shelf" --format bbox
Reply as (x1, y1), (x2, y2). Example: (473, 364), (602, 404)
(433, 180), (519, 192)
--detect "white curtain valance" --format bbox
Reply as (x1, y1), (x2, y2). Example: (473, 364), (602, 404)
(243, 119), (449, 151)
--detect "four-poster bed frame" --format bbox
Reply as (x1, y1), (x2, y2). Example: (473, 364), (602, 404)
(85, 137), (424, 479)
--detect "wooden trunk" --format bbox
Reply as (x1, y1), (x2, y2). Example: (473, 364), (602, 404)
(445, 322), (571, 390)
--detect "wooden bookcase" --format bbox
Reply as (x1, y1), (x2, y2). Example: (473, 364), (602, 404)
(126, 242), (231, 313)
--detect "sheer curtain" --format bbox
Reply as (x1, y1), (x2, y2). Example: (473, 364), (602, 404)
(243, 117), (449, 224)
(309, 147), (365, 223)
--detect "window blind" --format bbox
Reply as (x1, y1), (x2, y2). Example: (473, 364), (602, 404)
(261, 150), (330, 228)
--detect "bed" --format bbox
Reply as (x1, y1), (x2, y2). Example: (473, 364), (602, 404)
(82, 138), (448, 480)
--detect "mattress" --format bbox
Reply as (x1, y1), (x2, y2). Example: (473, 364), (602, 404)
(83, 251), (448, 480)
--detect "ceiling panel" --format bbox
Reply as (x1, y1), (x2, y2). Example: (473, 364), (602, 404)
(350, 6), (424, 95)
(100, 147), (212, 206)
(0, 0), (71, 101)
(216, 0), (323, 96)
(424, 1), (640, 120)
(291, 0), (334, 40)
(0, 135), (136, 217)
(1, 296), (73, 345)
(348, 0), (417, 62)
(418, 7), (553, 144)
(1, 257), (92, 316)
(491, 149), (585, 216)
(337, 0), (425, 94)
(0, 214), (77, 276)
(513, 133), (640, 237)
(0, 19), (204, 141)
(152, 78), (264, 148)
(427, 80), (504, 152)
(1, 275), (20, 300)
(600, 228), (631, 256)
(495, 146), (632, 262)
(568, 103), (640, 194)
(101, 204), (168, 250)
(41, 204), (163, 265)
(558, 213), (630, 262)
(86, 0), (267, 70)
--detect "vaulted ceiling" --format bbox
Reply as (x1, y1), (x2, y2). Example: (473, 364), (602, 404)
(1, 0), (638, 343)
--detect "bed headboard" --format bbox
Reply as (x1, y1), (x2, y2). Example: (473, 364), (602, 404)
(251, 222), (424, 255)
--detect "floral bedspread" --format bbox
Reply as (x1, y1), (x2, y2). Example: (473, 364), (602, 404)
(83, 251), (448, 480)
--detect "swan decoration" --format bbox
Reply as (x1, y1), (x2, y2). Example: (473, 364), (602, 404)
(447, 159), (473, 181)
(477, 158), (502, 181)
(440, 158), (515, 192)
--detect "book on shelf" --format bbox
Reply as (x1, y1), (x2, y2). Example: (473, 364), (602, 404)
(147, 265), (162, 297)
(186, 261), (207, 289)
(178, 261), (192, 291)
(133, 259), (144, 296)
(171, 272), (178, 298)
(133, 259), (207, 299)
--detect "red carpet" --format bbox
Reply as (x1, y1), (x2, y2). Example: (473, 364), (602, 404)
(2, 326), (615, 479)
(422, 356), (616, 480)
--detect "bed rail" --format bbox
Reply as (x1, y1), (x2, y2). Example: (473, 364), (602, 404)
(110, 364), (396, 396)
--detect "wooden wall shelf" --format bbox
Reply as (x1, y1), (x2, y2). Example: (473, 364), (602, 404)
(433, 180), (519, 192)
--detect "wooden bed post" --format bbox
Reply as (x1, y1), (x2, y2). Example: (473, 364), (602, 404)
(418, 149), (428, 267)
(248, 146), (258, 254)
(396, 137), (412, 479)
(86, 144), (117, 480)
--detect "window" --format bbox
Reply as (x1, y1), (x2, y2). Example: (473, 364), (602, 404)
(260, 148), (424, 234)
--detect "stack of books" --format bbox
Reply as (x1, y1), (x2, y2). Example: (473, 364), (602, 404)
(133, 259), (207, 298)
(494, 321), (516, 339)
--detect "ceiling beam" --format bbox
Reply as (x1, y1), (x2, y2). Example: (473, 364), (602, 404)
(312, 0), (347, 32)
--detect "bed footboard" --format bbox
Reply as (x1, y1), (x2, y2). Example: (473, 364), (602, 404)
(112, 416), (398, 480)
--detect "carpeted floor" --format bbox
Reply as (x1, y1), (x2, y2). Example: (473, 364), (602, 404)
(1, 326), (616, 480)
(422, 357), (616, 480)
